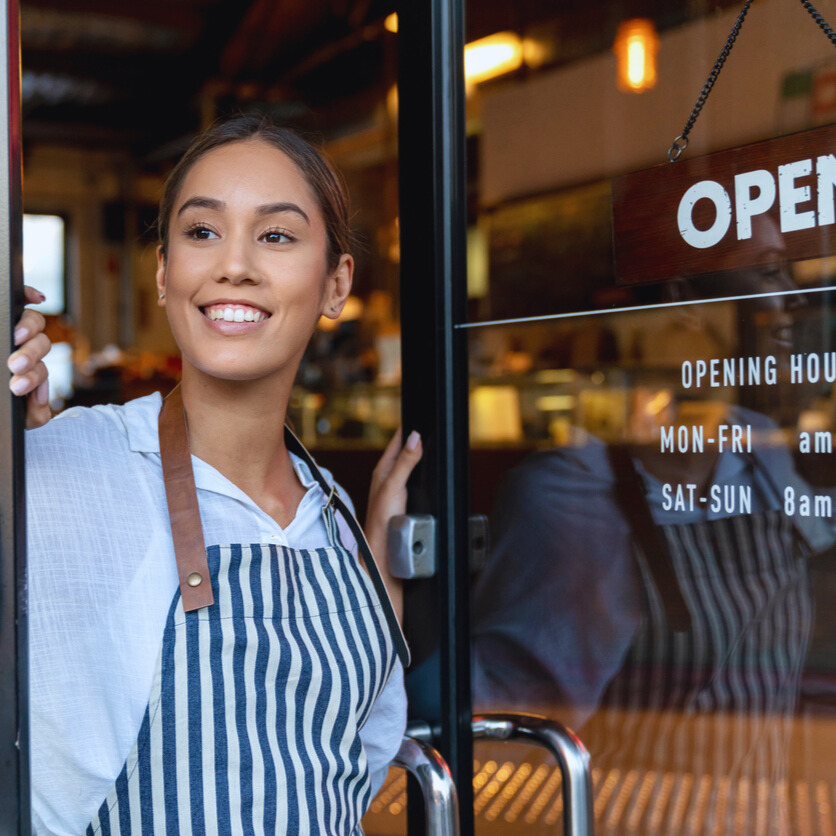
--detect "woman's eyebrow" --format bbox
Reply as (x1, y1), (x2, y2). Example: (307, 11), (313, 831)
(175, 197), (310, 226)
(177, 196), (224, 216)
(255, 202), (310, 225)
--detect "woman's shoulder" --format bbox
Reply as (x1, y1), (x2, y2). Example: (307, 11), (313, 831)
(25, 392), (163, 468)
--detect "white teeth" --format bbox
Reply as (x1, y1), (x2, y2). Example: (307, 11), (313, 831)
(204, 305), (267, 323)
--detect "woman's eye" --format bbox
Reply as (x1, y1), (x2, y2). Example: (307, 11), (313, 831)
(186, 225), (217, 240)
(262, 229), (293, 244)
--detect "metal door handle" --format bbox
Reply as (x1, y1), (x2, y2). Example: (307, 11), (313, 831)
(392, 735), (460, 836)
(471, 712), (594, 836)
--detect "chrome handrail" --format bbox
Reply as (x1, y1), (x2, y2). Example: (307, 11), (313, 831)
(472, 712), (594, 836)
(392, 735), (460, 836)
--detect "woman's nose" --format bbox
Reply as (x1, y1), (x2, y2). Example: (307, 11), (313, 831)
(216, 236), (259, 285)
(777, 266), (806, 312)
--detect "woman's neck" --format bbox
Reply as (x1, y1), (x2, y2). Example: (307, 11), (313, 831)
(177, 365), (306, 526)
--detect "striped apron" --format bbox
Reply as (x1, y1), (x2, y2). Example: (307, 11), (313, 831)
(582, 448), (813, 834)
(84, 386), (407, 835)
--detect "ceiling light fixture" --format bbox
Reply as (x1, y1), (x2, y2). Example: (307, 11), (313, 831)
(464, 32), (523, 86)
(613, 18), (659, 93)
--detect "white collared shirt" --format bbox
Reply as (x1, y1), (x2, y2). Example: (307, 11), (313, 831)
(26, 392), (406, 836)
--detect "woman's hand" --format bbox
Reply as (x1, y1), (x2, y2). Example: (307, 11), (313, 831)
(365, 427), (423, 624)
(7, 286), (51, 429)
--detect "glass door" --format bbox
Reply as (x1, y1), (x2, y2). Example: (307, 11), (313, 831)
(457, 1), (836, 834)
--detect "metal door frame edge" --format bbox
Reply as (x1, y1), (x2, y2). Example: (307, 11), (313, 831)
(0, 0), (28, 829)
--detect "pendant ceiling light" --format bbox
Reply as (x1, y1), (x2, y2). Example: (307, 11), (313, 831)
(614, 18), (659, 93)
(464, 32), (524, 85)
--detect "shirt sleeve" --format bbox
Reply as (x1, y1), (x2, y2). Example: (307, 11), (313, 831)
(360, 657), (407, 798)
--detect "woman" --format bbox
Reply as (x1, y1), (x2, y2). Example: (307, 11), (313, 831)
(20, 115), (421, 835)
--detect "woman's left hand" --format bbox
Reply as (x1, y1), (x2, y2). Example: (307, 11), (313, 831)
(7, 286), (51, 429)
(365, 427), (423, 623)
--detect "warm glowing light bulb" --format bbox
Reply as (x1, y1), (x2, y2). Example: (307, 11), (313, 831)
(384, 13), (398, 33)
(627, 39), (646, 87)
(614, 18), (659, 93)
(464, 32), (524, 85)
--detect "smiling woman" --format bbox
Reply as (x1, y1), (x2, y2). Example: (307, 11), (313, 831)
(157, 138), (353, 389)
(20, 114), (422, 836)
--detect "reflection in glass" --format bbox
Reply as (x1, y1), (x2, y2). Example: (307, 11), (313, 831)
(470, 242), (836, 833)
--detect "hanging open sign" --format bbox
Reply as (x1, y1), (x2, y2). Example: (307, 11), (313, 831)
(612, 123), (836, 285)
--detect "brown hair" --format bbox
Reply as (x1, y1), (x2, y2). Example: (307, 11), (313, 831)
(158, 114), (352, 270)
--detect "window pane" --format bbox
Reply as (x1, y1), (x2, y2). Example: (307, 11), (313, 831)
(23, 214), (64, 315)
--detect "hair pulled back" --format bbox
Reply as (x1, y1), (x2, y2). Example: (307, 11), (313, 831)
(158, 114), (352, 271)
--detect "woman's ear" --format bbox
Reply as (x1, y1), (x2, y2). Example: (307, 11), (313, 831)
(155, 245), (166, 307)
(321, 253), (354, 320)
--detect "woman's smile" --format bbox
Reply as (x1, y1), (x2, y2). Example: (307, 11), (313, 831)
(199, 299), (272, 336)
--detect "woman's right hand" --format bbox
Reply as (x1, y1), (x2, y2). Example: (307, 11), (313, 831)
(365, 427), (423, 624)
(7, 286), (51, 429)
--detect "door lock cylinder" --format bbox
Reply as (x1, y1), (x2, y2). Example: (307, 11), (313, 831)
(387, 514), (437, 579)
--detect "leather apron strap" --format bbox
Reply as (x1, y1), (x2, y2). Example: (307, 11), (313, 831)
(159, 384), (214, 612)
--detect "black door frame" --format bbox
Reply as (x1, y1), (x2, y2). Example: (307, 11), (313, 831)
(0, 0), (29, 830)
(0, 0), (471, 828)
(396, 0), (473, 832)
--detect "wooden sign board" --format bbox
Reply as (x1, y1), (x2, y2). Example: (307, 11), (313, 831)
(612, 123), (836, 285)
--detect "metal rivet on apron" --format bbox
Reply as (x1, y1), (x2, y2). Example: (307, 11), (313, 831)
(187, 572), (202, 587)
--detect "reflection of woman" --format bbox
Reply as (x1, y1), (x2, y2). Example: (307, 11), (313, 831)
(23, 116), (421, 835)
(472, 233), (829, 833)
(472, 411), (822, 833)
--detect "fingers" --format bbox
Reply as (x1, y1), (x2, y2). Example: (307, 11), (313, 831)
(8, 332), (51, 395)
(13, 307), (46, 346)
(25, 378), (51, 430)
(23, 286), (46, 306)
(385, 430), (422, 490)
(8, 288), (52, 428)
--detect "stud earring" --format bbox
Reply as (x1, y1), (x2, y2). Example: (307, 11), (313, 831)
(158, 292), (165, 300)
(331, 305), (338, 312)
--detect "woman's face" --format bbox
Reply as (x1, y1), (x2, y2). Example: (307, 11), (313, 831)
(156, 139), (352, 383)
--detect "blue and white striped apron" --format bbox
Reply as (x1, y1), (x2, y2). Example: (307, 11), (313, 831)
(84, 386), (403, 834)
(85, 531), (397, 835)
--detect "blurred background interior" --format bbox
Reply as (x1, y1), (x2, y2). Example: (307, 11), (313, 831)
(21, 1), (836, 832)
(29, 0), (836, 508)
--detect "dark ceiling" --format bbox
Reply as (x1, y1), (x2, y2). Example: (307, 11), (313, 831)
(20, 0), (742, 168)
(21, 0), (398, 163)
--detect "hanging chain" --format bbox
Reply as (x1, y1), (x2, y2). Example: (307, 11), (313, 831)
(800, 0), (836, 45)
(667, 0), (754, 163)
(668, 0), (836, 163)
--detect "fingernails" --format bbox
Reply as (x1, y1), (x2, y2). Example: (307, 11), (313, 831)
(406, 430), (421, 451)
(35, 291), (46, 302)
(35, 381), (49, 404)
(7, 355), (27, 374)
(9, 377), (28, 396)
(13, 326), (27, 344)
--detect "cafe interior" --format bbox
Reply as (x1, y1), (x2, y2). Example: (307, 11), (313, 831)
(20, 0), (836, 832)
